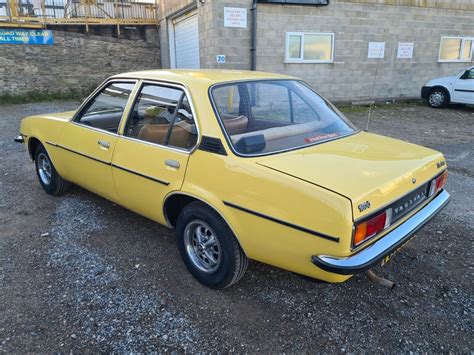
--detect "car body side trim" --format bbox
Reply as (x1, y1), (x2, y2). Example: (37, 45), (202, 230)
(311, 190), (450, 275)
(111, 163), (170, 186)
(223, 201), (340, 242)
(46, 141), (111, 165)
(46, 141), (170, 186)
(454, 89), (474, 93)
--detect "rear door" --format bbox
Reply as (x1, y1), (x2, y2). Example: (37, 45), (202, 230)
(55, 80), (136, 201)
(111, 81), (199, 224)
(452, 68), (474, 104)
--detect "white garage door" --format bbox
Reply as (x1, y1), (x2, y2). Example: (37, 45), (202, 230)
(173, 14), (200, 69)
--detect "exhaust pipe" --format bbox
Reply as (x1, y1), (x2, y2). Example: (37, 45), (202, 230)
(366, 269), (395, 289)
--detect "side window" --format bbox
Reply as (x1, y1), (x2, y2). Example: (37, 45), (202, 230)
(125, 84), (197, 150)
(76, 82), (134, 133)
(466, 69), (474, 79)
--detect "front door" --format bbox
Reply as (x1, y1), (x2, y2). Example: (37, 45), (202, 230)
(452, 68), (474, 104)
(112, 82), (198, 223)
(56, 81), (136, 201)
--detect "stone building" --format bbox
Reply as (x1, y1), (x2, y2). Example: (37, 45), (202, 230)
(159, 0), (474, 101)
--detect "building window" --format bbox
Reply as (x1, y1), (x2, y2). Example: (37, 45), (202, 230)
(285, 32), (334, 63)
(438, 36), (473, 62)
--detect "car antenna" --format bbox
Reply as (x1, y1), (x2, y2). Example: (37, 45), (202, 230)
(365, 29), (387, 132)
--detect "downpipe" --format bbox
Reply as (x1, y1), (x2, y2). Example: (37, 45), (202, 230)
(250, 0), (257, 71)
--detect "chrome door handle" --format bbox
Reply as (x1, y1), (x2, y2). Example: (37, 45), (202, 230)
(165, 159), (180, 169)
(98, 140), (110, 149)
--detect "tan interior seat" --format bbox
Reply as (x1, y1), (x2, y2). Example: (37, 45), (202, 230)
(221, 114), (248, 136)
(137, 121), (192, 148)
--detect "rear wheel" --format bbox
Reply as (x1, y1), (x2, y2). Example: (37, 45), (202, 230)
(428, 88), (449, 108)
(34, 144), (70, 196)
(176, 201), (248, 288)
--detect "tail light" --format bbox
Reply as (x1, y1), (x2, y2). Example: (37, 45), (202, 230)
(353, 170), (447, 249)
(429, 170), (447, 196)
(353, 208), (392, 248)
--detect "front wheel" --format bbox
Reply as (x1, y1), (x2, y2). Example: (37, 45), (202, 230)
(34, 143), (70, 196)
(428, 88), (449, 108)
(176, 201), (248, 288)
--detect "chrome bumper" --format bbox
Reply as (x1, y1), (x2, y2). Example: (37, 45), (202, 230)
(311, 190), (450, 275)
(14, 134), (24, 143)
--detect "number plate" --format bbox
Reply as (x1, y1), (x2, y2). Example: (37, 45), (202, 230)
(380, 234), (417, 266)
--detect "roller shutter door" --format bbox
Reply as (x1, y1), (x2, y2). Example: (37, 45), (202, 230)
(174, 14), (200, 69)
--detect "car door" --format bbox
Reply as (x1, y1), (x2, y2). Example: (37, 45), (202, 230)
(111, 81), (199, 224)
(55, 80), (137, 201)
(452, 68), (474, 104)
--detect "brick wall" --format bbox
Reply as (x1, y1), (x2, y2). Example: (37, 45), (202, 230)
(254, 2), (474, 100)
(0, 27), (159, 96)
(196, 0), (252, 70)
(160, 0), (473, 101)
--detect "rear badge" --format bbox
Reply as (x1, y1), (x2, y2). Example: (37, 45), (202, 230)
(437, 160), (446, 169)
(358, 201), (371, 212)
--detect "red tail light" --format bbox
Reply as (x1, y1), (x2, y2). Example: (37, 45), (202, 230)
(353, 209), (392, 248)
(430, 170), (448, 196)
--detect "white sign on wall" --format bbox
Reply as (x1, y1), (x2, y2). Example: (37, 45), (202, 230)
(397, 42), (414, 59)
(216, 54), (226, 63)
(224, 7), (247, 28)
(368, 42), (385, 59)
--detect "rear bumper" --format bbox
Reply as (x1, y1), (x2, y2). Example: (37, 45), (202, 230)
(311, 190), (450, 275)
(421, 86), (432, 100)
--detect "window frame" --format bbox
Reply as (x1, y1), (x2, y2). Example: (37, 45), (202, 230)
(72, 79), (138, 136)
(119, 79), (201, 153)
(285, 32), (335, 64)
(208, 78), (359, 158)
(438, 36), (474, 63)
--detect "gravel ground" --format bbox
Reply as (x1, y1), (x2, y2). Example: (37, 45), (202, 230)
(0, 100), (473, 352)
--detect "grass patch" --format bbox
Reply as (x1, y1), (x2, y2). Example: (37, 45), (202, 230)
(337, 99), (424, 114)
(0, 90), (87, 105)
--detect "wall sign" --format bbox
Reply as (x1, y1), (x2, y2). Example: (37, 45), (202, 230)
(216, 54), (226, 63)
(0, 29), (54, 45)
(397, 42), (414, 59)
(368, 42), (385, 59)
(224, 7), (247, 28)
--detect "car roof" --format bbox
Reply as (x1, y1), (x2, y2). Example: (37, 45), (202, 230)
(111, 69), (296, 87)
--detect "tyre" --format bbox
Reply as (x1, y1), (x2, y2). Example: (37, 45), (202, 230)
(176, 201), (248, 288)
(34, 143), (71, 196)
(427, 88), (449, 108)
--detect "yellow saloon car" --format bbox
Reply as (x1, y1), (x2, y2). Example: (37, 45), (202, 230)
(15, 70), (450, 288)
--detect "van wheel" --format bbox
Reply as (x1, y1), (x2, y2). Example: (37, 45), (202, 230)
(176, 201), (248, 288)
(34, 143), (70, 196)
(428, 88), (449, 108)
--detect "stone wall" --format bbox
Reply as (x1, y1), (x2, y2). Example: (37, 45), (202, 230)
(0, 27), (160, 96)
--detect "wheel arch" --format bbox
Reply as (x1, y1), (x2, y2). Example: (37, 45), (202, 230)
(27, 137), (42, 160)
(163, 192), (248, 256)
(429, 85), (451, 102)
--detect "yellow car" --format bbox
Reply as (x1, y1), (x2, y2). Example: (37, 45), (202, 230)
(15, 70), (450, 288)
